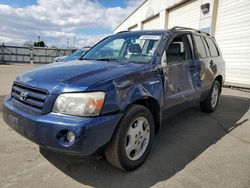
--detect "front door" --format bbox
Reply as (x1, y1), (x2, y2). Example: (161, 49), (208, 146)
(161, 34), (200, 115)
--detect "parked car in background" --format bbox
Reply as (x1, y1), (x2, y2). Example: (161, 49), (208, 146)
(54, 47), (90, 62)
(3, 27), (225, 171)
(62, 48), (90, 62)
(54, 55), (67, 62)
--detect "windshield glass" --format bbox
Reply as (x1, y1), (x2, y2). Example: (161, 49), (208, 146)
(83, 33), (163, 64)
(64, 49), (87, 62)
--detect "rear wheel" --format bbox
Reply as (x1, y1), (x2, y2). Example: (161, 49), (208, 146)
(105, 104), (155, 171)
(200, 80), (220, 112)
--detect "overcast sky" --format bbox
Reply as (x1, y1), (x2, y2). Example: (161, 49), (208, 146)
(0, 0), (143, 48)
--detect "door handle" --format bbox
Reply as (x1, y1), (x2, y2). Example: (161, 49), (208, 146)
(210, 60), (214, 66)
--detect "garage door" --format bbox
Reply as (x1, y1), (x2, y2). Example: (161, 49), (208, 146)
(168, 0), (201, 29)
(142, 15), (160, 30)
(215, 0), (250, 86)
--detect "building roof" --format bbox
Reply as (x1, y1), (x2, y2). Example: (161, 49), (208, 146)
(113, 0), (148, 31)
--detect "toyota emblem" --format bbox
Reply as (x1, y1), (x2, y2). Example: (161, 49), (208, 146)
(19, 91), (28, 101)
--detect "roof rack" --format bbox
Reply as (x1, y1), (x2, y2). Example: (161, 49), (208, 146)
(171, 26), (210, 36)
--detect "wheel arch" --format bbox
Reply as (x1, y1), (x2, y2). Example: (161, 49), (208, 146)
(127, 97), (161, 134)
(215, 75), (223, 93)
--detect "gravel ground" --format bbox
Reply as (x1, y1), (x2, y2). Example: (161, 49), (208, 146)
(0, 64), (249, 188)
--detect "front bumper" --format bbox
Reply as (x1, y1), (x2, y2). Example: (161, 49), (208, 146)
(2, 95), (122, 155)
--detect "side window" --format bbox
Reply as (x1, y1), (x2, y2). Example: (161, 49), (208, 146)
(201, 37), (210, 57)
(205, 37), (220, 57)
(166, 35), (189, 64)
(193, 35), (207, 59)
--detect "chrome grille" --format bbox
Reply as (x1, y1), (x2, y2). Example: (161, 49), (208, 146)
(11, 82), (48, 114)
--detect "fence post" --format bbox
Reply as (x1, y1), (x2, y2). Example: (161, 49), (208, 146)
(1, 43), (4, 64)
(30, 47), (33, 64)
(45, 48), (47, 63)
(15, 47), (18, 63)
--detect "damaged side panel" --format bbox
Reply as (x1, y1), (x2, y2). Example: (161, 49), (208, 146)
(87, 67), (164, 118)
(113, 69), (164, 112)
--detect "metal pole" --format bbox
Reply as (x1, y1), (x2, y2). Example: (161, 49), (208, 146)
(45, 48), (47, 63)
(15, 47), (18, 63)
(67, 38), (69, 48)
(211, 0), (219, 36)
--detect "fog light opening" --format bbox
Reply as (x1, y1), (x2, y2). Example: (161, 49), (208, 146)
(66, 131), (75, 143)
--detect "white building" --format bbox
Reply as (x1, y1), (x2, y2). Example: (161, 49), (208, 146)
(114, 0), (250, 87)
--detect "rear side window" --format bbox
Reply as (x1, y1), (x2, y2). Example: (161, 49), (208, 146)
(193, 36), (206, 59)
(201, 37), (210, 57)
(205, 37), (220, 57)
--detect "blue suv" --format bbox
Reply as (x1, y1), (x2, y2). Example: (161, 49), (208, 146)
(3, 27), (225, 170)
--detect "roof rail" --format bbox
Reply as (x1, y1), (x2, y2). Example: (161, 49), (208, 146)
(171, 26), (210, 36)
(116, 30), (129, 34)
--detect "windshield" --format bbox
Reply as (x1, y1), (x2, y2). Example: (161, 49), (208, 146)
(82, 33), (163, 64)
(64, 49), (87, 62)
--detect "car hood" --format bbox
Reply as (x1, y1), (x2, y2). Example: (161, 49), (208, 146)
(16, 60), (145, 94)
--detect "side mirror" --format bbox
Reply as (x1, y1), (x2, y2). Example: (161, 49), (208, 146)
(161, 51), (167, 68)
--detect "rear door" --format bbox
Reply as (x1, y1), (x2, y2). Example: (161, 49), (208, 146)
(193, 35), (214, 95)
(161, 34), (201, 114)
(203, 37), (222, 76)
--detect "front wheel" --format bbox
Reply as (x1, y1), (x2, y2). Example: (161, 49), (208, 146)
(105, 104), (155, 171)
(200, 80), (221, 112)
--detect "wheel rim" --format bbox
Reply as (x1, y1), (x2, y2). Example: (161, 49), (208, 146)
(125, 117), (150, 161)
(211, 84), (219, 108)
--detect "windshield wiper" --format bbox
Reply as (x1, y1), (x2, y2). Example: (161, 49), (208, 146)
(80, 57), (95, 60)
(95, 58), (119, 62)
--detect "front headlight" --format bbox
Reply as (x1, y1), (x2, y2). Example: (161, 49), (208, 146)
(53, 92), (105, 116)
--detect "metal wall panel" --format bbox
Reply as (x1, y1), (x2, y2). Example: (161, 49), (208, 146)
(17, 48), (29, 55)
(24, 56), (30, 62)
(33, 56), (40, 63)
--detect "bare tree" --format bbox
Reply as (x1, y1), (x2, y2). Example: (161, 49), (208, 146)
(23, 40), (33, 47)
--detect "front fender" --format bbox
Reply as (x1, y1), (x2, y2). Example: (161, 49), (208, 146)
(87, 66), (164, 116)
(116, 78), (163, 112)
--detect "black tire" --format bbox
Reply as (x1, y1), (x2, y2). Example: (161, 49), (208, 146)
(200, 80), (221, 113)
(105, 104), (155, 171)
